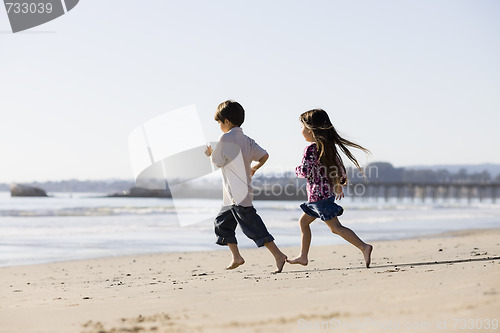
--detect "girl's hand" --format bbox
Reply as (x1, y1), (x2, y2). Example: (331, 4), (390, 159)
(334, 184), (344, 200)
(204, 145), (212, 157)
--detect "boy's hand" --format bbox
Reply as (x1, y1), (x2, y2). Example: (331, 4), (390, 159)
(250, 153), (268, 177)
(204, 145), (212, 157)
(250, 166), (258, 177)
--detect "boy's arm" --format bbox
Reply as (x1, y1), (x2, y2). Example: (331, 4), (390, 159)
(210, 141), (226, 168)
(205, 139), (226, 168)
(204, 145), (213, 156)
(250, 153), (269, 177)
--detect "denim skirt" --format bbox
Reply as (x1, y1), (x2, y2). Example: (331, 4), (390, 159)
(300, 196), (344, 221)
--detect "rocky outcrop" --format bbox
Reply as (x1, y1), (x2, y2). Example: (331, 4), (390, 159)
(10, 184), (48, 197)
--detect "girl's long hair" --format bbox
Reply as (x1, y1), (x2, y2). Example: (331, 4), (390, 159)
(300, 109), (370, 186)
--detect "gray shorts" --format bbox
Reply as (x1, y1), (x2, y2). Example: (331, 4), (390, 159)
(214, 205), (274, 247)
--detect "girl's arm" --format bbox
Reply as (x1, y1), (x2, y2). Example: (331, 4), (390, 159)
(335, 157), (347, 199)
(334, 183), (345, 200)
(337, 157), (348, 186)
(295, 145), (317, 178)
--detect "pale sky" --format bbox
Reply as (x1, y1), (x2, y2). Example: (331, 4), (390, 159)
(1, 1), (499, 182)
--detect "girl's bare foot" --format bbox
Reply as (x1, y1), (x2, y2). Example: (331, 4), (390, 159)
(274, 254), (287, 273)
(363, 244), (373, 268)
(226, 258), (245, 270)
(286, 256), (308, 266)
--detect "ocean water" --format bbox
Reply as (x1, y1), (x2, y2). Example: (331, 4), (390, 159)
(0, 192), (499, 267)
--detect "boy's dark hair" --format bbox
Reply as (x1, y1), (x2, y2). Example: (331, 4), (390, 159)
(214, 100), (245, 126)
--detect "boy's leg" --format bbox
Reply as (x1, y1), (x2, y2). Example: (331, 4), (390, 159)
(232, 206), (287, 273)
(226, 243), (245, 270)
(214, 206), (244, 269)
(287, 213), (316, 266)
(264, 241), (287, 273)
(324, 216), (373, 268)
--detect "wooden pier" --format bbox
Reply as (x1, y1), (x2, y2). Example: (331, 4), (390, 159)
(347, 182), (500, 203)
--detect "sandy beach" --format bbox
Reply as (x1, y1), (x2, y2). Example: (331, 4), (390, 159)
(1, 229), (499, 333)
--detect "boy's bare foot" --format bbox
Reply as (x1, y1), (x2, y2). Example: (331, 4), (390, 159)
(274, 254), (287, 273)
(226, 258), (245, 270)
(286, 256), (308, 266)
(363, 244), (373, 268)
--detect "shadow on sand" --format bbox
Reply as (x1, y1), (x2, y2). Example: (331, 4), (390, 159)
(285, 256), (500, 273)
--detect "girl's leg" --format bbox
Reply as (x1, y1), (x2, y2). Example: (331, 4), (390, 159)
(287, 213), (316, 266)
(324, 216), (373, 268)
(226, 243), (245, 270)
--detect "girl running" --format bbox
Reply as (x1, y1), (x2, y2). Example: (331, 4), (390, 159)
(287, 109), (373, 268)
